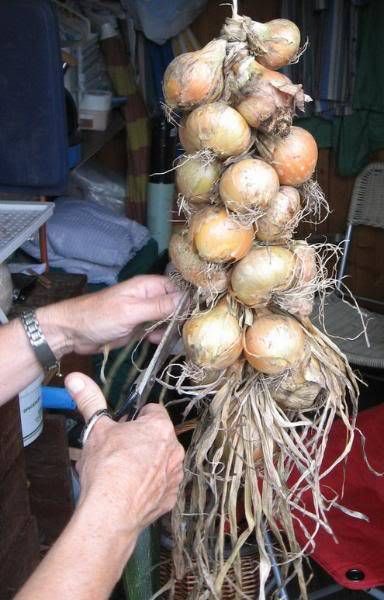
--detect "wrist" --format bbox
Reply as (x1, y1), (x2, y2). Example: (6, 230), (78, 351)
(74, 493), (139, 568)
(36, 303), (74, 360)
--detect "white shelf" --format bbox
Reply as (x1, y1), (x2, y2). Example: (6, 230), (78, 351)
(0, 201), (54, 263)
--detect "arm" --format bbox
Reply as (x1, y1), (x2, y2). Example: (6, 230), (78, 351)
(0, 275), (181, 405)
(16, 373), (184, 600)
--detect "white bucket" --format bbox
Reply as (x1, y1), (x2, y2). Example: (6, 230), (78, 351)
(18, 375), (44, 446)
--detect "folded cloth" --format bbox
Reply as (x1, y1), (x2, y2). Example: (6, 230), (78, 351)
(22, 197), (151, 284)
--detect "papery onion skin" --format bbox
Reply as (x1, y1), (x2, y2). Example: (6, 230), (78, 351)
(250, 19), (301, 70)
(292, 240), (317, 285)
(256, 186), (300, 242)
(190, 207), (254, 263)
(169, 232), (228, 293)
(163, 39), (227, 110)
(176, 156), (221, 203)
(183, 301), (243, 369)
(273, 356), (324, 409)
(244, 311), (306, 374)
(231, 246), (295, 306)
(219, 158), (279, 214)
(185, 102), (251, 158)
(270, 126), (318, 186)
(236, 66), (302, 135)
(236, 94), (276, 130)
(284, 240), (317, 317)
(178, 119), (199, 154)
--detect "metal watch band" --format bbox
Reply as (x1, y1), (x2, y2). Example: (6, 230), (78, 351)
(20, 310), (60, 373)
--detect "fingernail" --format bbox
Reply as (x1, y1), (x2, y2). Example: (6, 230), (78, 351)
(66, 376), (85, 393)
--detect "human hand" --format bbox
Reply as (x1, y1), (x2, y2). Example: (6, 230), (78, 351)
(39, 275), (182, 356)
(65, 372), (184, 539)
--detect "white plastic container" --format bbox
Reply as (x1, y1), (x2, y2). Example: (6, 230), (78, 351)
(18, 375), (44, 446)
(79, 90), (112, 131)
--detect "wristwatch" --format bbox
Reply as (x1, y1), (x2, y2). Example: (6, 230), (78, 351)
(20, 310), (60, 374)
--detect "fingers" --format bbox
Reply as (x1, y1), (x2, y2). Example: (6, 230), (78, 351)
(65, 372), (108, 422)
(138, 402), (169, 419)
(146, 328), (165, 344)
(128, 275), (179, 299)
(137, 291), (183, 323)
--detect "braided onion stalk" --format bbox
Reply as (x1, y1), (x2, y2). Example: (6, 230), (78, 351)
(157, 3), (359, 598)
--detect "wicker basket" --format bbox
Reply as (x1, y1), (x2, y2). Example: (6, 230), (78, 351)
(159, 546), (260, 599)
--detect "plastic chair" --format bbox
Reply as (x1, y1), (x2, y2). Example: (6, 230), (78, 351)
(313, 162), (384, 368)
(265, 404), (384, 599)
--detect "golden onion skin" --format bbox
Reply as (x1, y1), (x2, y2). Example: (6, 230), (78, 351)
(190, 207), (254, 263)
(270, 126), (318, 186)
(244, 311), (306, 374)
(176, 156), (221, 203)
(169, 232), (228, 293)
(183, 301), (243, 369)
(163, 39), (227, 110)
(219, 158), (279, 213)
(231, 246), (295, 306)
(256, 186), (300, 242)
(184, 102), (251, 158)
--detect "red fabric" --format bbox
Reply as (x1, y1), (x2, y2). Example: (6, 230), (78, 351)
(293, 405), (384, 590)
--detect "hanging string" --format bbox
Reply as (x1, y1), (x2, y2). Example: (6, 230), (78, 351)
(232, 0), (238, 18)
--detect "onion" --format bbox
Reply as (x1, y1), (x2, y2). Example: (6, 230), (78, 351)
(183, 300), (243, 369)
(178, 118), (198, 154)
(244, 310), (306, 374)
(236, 93), (276, 130)
(256, 186), (300, 242)
(190, 207), (254, 263)
(219, 158), (279, 214)
(248, 19), (301, 70)
(184, 102), (251, 158)
(268, 126), (318, 186)
(273, 356), (323, 409)
(169, 232), (228, 293)
(283, 241), (317, 317)
(236, 64), (306, 135)
(163, 39), (227, 110)
(231, 246), (295, 306)
(176, 156), (221, 203)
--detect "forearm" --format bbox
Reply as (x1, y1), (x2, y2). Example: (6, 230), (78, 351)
(0, 304), (71, 406)
(15, 499), (138, 600)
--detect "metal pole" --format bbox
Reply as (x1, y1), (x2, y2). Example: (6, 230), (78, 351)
(263, 529), (290, 600)
(336, 223), (353, 291)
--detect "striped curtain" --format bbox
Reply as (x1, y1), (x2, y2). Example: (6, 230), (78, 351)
(101, 33), (149, 225)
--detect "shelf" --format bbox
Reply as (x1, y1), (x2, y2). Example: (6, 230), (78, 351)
(0, 201), (54, 263)
(74, 110), (125, 170)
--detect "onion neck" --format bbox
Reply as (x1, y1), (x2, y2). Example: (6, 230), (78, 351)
(250, 20), (269, 41)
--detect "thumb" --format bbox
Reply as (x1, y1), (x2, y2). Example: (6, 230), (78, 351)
(65, 372), (108, 422)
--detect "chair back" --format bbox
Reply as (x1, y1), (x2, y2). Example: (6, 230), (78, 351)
(347, 162), (384, 228)
(338, 162), (384, 282)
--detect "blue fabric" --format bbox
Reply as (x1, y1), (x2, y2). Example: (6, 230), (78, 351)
(22, 198), (151, 284)
(0, 0), (68, 194)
